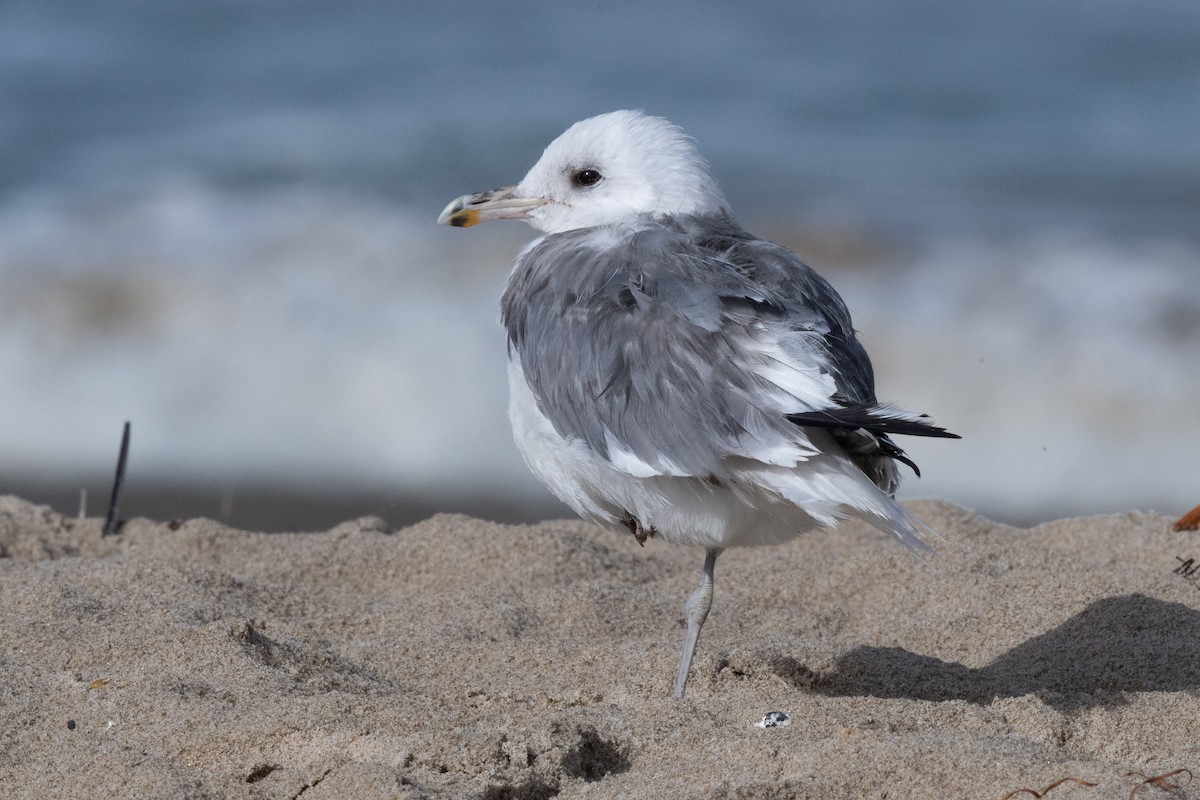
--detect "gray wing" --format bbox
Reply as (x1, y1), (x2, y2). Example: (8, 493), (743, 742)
(502, 213), (944, 480)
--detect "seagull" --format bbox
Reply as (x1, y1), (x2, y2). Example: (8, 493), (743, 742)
(438, 110), (958, 699)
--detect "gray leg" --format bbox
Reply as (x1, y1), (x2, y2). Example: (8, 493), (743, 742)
(673, 548), (721, 699)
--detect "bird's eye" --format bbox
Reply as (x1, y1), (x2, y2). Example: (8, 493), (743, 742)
(572, 168), (603, 187)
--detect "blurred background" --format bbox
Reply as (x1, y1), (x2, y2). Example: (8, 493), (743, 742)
(2, 0), (1197, 531)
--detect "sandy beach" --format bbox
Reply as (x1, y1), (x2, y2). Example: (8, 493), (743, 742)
(2, 494), (1198, 799)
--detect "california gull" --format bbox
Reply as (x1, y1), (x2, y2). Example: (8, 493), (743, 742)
(438, 110), (958, 699)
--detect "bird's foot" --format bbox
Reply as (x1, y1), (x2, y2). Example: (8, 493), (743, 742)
(620, 514), (657, 546)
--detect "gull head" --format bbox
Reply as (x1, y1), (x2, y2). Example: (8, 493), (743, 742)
(438, 110), (730, 234)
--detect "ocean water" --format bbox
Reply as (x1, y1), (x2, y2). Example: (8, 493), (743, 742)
(2, 0), (1198, 524)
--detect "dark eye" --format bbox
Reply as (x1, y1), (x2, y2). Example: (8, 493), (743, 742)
(572, 168), (602, 187)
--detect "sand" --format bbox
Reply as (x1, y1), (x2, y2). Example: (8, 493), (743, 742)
(2, 494), (1199, 799)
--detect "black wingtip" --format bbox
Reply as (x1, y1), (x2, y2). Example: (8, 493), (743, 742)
(877, 437), (923, 476)
(788, 406), (960, 440)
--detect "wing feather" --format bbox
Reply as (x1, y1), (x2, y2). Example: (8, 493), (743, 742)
(501, 213), (953, 484)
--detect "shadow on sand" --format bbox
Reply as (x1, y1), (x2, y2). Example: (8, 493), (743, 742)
(785, 594), (1200, 710)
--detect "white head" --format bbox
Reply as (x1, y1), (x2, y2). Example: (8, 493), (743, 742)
(438, 110), (730, 234)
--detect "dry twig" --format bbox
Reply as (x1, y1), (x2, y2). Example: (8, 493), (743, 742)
(1001, 776), (1098, 799)
(102, 421), (131, 537)
(1125, 768), (1192, 799)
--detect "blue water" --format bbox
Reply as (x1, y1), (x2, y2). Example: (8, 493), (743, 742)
(3, 0), (1199, 522)
(5, 0), (1199, 237)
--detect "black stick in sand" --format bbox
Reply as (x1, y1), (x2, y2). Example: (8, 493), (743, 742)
(102, 421), (131, 537)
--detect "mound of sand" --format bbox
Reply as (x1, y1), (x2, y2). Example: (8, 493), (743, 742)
(2, 495), (1198, 798)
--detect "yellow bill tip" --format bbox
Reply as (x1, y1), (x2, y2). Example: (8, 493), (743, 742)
(437, 197), (480, 227)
